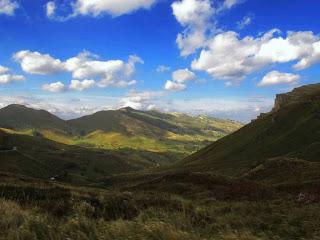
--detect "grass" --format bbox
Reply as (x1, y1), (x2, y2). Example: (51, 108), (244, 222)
(176, 89), (320, 177)
(0, 173), (320, 240)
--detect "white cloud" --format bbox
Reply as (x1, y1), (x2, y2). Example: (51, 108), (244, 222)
(192, 31), (260, 80)
(164, 68), (196, 91)
(172, 0), (244, 56)
(172, 68), (196, 83)
(258, 71), (300, 87)
(0, 65), (25, 84)
(172, 0), (214, 56)
(293, 41), (320, 70)
(119, 90), (165, 110)
(71, 0), (157, 17)
(192, 30), (320, 83)
(13, 50), (65, 75)
(0, 65), (9, 74)
(42, 81), (66, 93)
(14, 50), (142, 89)
(0, 0), (19, 16)
(156, 65), (170, 73)
(69, 79), (95, 91)
(46, 1), (56, 18)
(65, 52), (142, 88)
(0, 74), (25, 84)
(164, 80), (187, 91)
(237, 14), (253, 29)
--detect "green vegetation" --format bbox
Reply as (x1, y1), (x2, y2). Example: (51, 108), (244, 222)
(1, 172), (320, 240)
(176, 83), (320, 178)
(0, 84), (320, 239)
(0, 105), (242, 169)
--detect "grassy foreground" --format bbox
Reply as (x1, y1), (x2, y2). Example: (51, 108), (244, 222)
(1, 173), (320, 240)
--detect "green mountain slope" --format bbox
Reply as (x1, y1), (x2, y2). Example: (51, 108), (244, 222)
(68, 107), (242, 154)
(0, 129), (159, 183)
(0, 105), (242, 165)
(174, 83), (320, 179)
(0, 104), (73, 134)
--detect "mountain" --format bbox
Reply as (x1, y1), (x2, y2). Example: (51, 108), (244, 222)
(69, 107), (241, 137)
(174, 83), (320, 182)
(0, 105), (242, 165)
(0, 104), (73, 134)
(68, 107), (242, 155)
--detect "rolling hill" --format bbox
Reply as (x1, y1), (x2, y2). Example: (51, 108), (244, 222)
(0, 104), (73, 134)
(0, 105), (242, 166)
(173, 83), (320, 183)
(0, 129), (159, 183)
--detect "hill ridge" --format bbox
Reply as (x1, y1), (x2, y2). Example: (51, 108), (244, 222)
(174, 83), (320, 180)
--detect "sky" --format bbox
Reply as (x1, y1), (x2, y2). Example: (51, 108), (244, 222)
(0, 0), (319, 122)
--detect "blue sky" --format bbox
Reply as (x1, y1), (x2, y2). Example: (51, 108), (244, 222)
(0, 0), (319, 122)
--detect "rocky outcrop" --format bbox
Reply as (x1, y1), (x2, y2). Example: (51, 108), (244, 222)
(272, 83), (320, 112)
(252, 84), (320, 122)
(272, 93), (294, 111)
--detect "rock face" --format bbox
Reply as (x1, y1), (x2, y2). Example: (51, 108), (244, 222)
(272, 83), (320, 112)
(272, 93), (294, 112)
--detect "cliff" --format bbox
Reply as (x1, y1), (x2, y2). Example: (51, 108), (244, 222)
(272, 83), (320, 112)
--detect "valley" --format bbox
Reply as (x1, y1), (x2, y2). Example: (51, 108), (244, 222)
(0, 84), (320, 239)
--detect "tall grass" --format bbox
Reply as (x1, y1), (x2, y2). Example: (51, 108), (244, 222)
(0, 181), (320, 240)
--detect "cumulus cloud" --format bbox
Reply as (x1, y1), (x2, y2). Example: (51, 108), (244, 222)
(0, 0), (19, 16)
(0, 65), (25, 84)
(164, 68), (196, 91)
(0, 65), (9, 74)
(172, 68), (196, 83)
(172, 0), (214, 56)
(45, 0), (157, 20)
(14, 50), (142, 90)
(192, 30), (320, 83)
(13, 50), (65, 75)
(172, 0), (244, 56)
(65, 52), (142, 88)
(258, 71), (300, 87)
(119, 90), (165, 110)
(69, 79), (95, 91)
(42, 81), (66, 93)
(72, 0), (157, 17)
(293, 41), (320, 70)
(0, 74), (24, 84)
(172, 1), (320, 83)
(164, 81), (187, 91)
(156, 65), (170, 73)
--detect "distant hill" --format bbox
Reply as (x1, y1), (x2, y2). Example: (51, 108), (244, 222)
(68, 107), (242, 156)
(0, 129), (158, 183)
(0, 104), (74, 134)
(174, 83), (320, 182)
(0, 105), (242, 166)
(69, 107), (241, 137)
